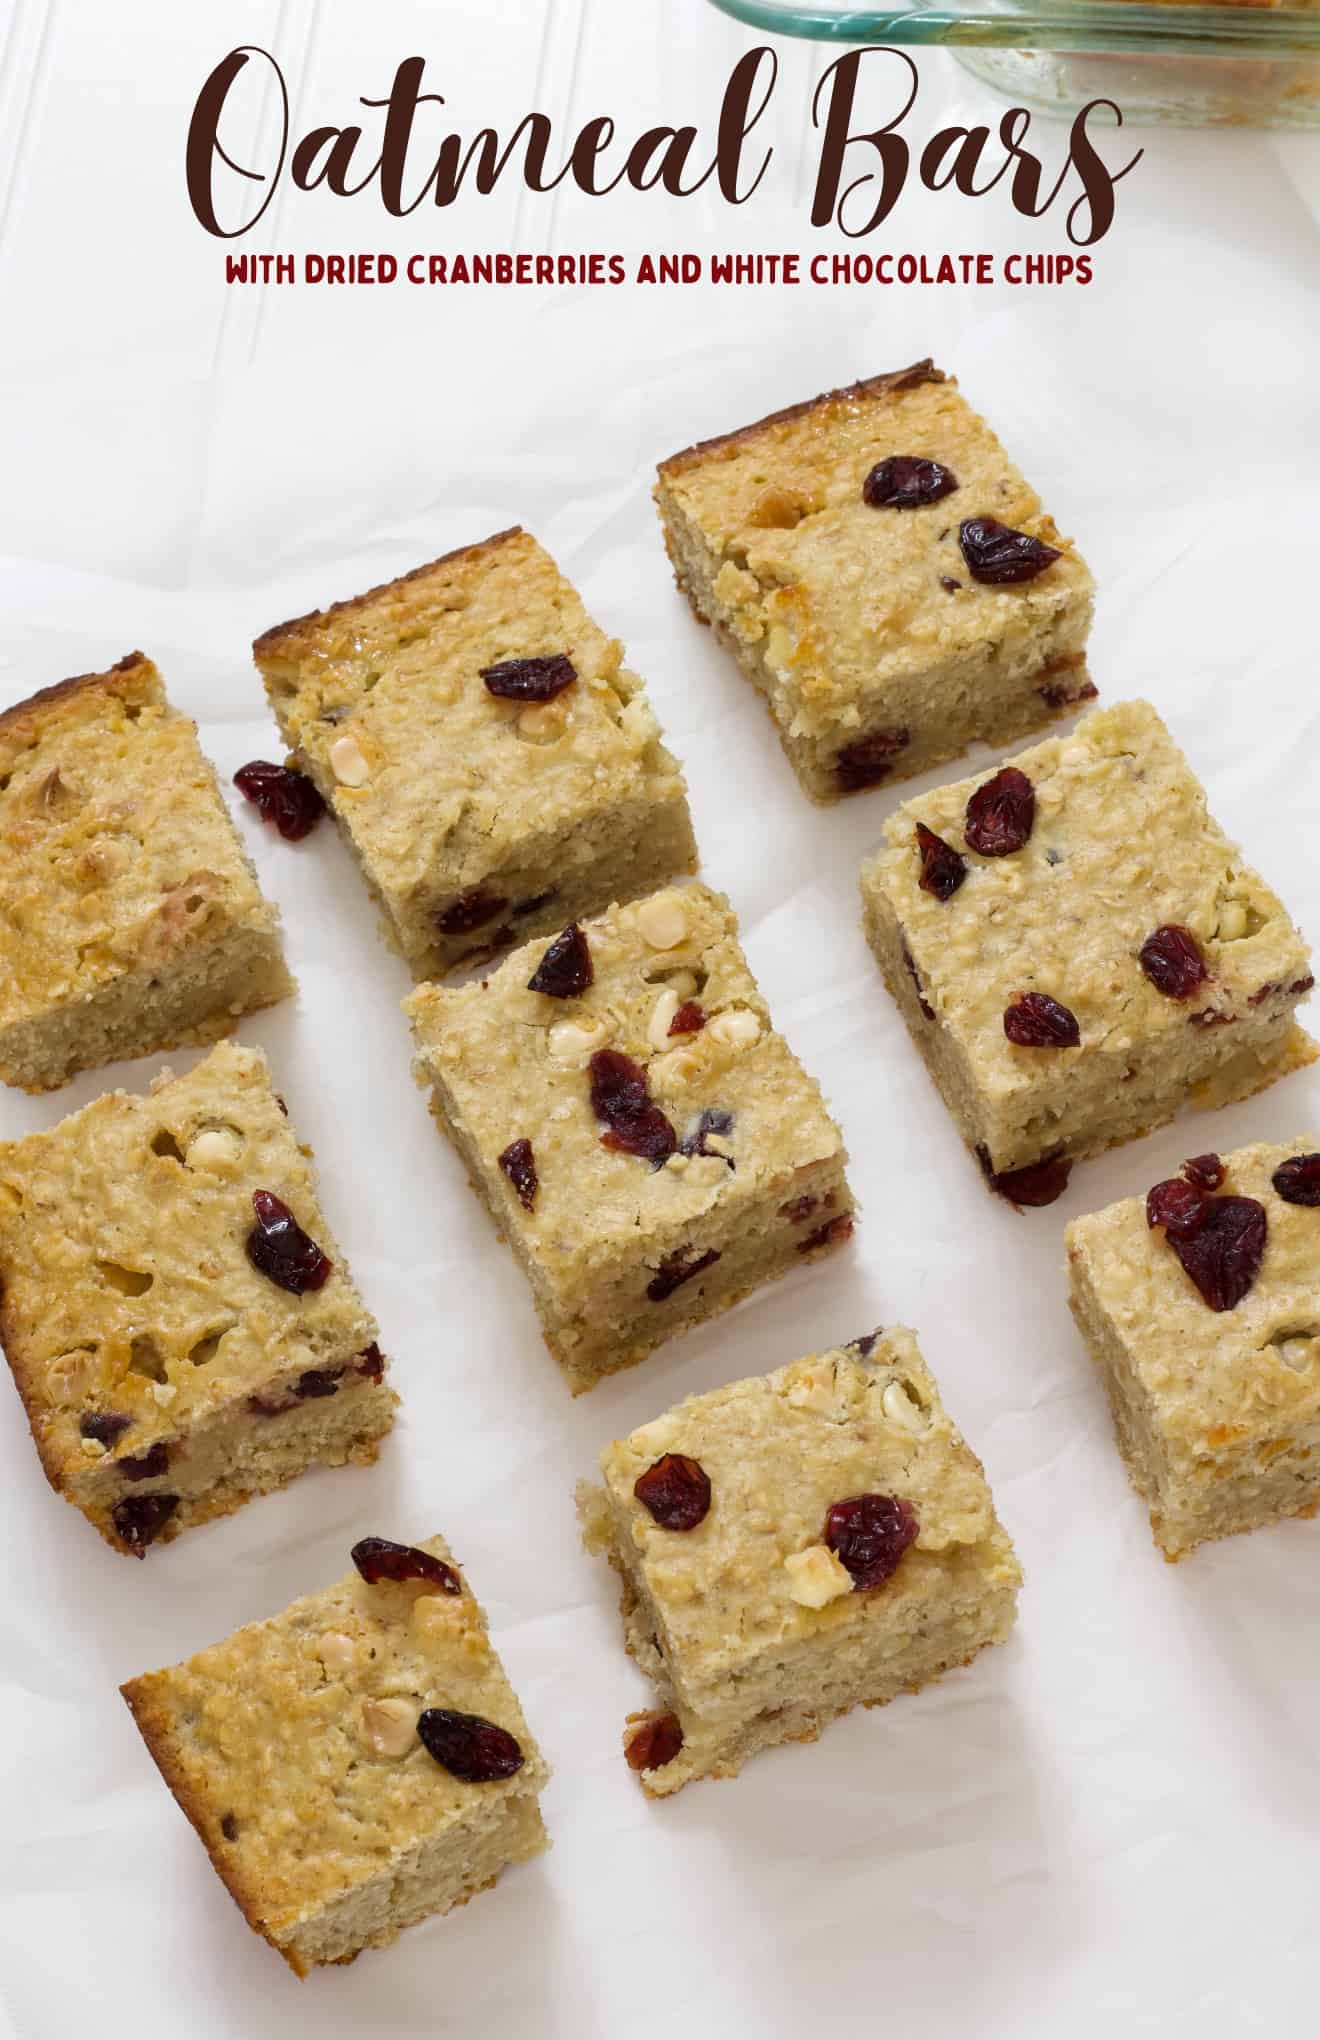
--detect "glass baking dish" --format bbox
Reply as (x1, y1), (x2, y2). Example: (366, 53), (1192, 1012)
(708, 0), (1320, 126)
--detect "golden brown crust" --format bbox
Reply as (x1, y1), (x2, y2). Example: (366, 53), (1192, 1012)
(0, 651), (159, 752)
(655, 361), (945, 478)
(121, 1672), (292, 1966)
(252, 528), (526, 658)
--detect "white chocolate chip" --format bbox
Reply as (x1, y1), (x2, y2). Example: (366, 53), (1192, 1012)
(329, 733), (370, 786)
(786, 1362), (841, 1417)
(319, 1631), (358, 1674)
(636, 895), (689, 951)
(648, 990), (680, 1050)
(150, 1382), (178, 1407)
(360, 1697), (418, 1757)
(1217, 900), (1248, 941)
(648, 1046), (701, 1092)
(186, 1126), (243, 1172)
(702, 1134), (734, 1159)
(882, 1379), (929, 1434)
(80, 1436), (107, 1458)
(548, 1015), (612, 1064)
(708, 1007), (762, 1050)
(785, 1545), (853, 1609)
(664, 1153), (690, 1174)
(1278, 1336), (1316, 1372)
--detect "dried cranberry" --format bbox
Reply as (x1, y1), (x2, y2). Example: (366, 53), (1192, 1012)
(1162, 1195), (1267, 1312)
(1146, 1177), (1210, 1240)
(798, 1212), (854, 1252)
(1292, 974), (1316, 996)
(862, 455), (959, 510)
(1003, 993), (1080, 1048)
(233, 760), (326, 841)
(780, 1195), (819, 1224)
(514, 889), (558, 919)
(246, 1191), (333, 1293)
(823, 1493), (918, 1589)
(417, 1708), (524, 1781)
(679, 1107), (734, 1161)
(902, 942), (934, 1021)
(80, 1411), (131, 1447)
(120, 1443), (170, 1481)
(527, 922), (592, 998)
(481, 655), (577, 703)
(357, 1342), (385, 1382)
(965, 767), (1035, 856)
(847, 1332), (879, 1358)
(351, 1536), (462, 1593)
(220, 1813), (239, 1841)
(976, 1144), (1072, 1209)
(1039, 677), (1098, 710)
(940, 575), (962, 594)
(1188, 1008), (1235, 1028)
(589, 1049), (676, 1167)
(626, 1714), (684, 1771)
(112, 1493), (178, 1555)
(498, 1138), (538, 1211)
(1139, 925), (1208, 1001)
(646, 1248), (720, 1302)
(1183, 1153), (1225, 1191)
(634, 1453), (711, 1531)
(915, 821), (966, 901)
(293, 1366), (344, 1398)
(959, 517), (1060, 585)
(246, 1388), (297, 1417)
(836, 726), (911, 793)
(669, 999), (706, 1036)
(1272, 1154), (1320, 1207)
(438, 889), (509, 935)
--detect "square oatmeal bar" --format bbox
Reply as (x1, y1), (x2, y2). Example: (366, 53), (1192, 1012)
(860, 700), (1314, 1206)
(1068, 1139), (1320, 1559)
(122, 1534), (549, 1972)
(0, 652), (293, 1091)
(253, 528), (697, 978)
(578, 1328), (1021, 1794)
(0, 1041), (394, 1555)
(405, 884), (854, 1393)
(654, 361), (1094, 803)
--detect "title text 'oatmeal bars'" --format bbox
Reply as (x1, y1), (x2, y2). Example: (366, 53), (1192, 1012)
(254, 527), (697, 978)
(655, 362), (1094, 804)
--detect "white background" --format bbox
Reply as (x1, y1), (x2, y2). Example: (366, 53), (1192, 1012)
(2, 5), (1320, 2037)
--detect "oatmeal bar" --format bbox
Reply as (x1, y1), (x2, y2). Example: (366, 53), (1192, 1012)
(578, 1328), (1021, 1795)
(0, 1040), (395, 1556)
(122, 1534), (549, 1972)
(0, 652), (293, 1091)
(405, 883), (854, 1393)
(253, 528), (697, 978)
(1069, 1139), (1320, 1559)
(860, 700), (1315, 1206)
(654, 362), (1095, 804)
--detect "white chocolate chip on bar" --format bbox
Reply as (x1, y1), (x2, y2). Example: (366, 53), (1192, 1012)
(882, 1379), (929, 1434)
(150, 1382), (178, 1407)
(785, 1545), (853, 1609)
(648, 990), (680, 1050)
(360, 1697), (417, 1757)
(648, 1045), (702, 1092)
(318, 1631), (358, 1674)
(708, 1007), (762, 1050)
(329, 733), (371, 786)
(636, 895), (689, 950)
(548, 1016), (613, 1063)
(186, 1126), (243, 1171)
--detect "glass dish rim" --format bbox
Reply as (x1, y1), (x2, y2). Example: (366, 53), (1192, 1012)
(707, 0), (1320, 54)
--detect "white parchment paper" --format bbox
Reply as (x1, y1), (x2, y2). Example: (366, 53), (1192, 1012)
(2, 6), (1320, 2036)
